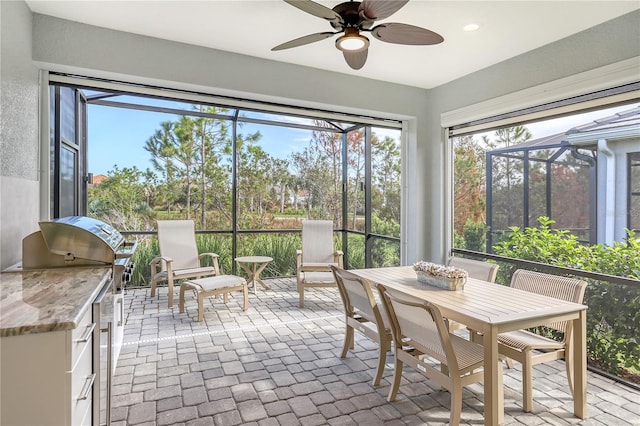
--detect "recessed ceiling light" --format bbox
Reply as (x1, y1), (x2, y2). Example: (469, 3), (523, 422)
(463, 23), (480, 32)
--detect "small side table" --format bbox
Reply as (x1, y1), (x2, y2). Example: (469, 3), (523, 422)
(235, 256), (273, 294)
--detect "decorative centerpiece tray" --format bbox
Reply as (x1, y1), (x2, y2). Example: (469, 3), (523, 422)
(413, 261), (468, 291)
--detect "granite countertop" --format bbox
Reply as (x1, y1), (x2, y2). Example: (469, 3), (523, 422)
(0, 266), (111, 337)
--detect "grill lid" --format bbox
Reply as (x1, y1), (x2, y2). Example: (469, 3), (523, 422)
(38, 216), (125, 264)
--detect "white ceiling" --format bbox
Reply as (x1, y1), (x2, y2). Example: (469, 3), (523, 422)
(25, 1), (639, 89)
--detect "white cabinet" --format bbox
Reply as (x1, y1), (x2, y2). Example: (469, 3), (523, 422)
(0, 306), (95, 425)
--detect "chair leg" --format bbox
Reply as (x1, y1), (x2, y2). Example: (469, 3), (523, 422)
(564, 344), (575, 397)
(450, 383), (463, 426)
(242, 284), (249, 311)
(197, 292), (204, 322)
(151, 277), (157, 298)
(341, 325), (353, 358)
(179, 284), (187, 314)
(505, 358), (515, 369)
(298, 284), (305, 308)
(522, 350), (533, 412)
(167, 277), (175, 308)
(387, 357), (403, 402)
(372, 341), (387, 387)
(440, 363), (450, 391)
(223, 292), (229, 303)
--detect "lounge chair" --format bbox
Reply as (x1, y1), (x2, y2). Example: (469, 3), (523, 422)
(296, 219), (343, 307)
(150, 220), (219, 308)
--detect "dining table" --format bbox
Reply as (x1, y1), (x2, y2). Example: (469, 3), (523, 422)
(350, 265), (587, 426)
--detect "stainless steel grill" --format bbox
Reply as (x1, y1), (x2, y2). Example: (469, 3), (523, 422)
(22, 216), (136, 290)
(23, 216), (134, 267)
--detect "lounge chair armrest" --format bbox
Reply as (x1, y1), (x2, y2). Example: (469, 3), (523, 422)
(151, 255), (173, 264)
(199, 252), (219, 260)
(199, 252), (221, 274)
(334, 250), (344, 267)
(150, 255), (173, 275)
(150, 255), (172, 267)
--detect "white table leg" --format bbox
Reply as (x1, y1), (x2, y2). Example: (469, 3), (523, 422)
(483, 326), (501, 425)
(238, 262), (258, 294)
(253, 262), (271, 290)
(574, 310), (587, 419)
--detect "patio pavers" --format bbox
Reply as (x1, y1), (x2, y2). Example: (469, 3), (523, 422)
(113, 278), (640, 425)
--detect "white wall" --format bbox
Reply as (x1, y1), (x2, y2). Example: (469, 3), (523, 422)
(0, 1), (41, 268)
(1, 2), (638, 269)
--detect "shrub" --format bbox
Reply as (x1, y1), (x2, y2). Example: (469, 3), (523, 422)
(462, 219), (487, 252)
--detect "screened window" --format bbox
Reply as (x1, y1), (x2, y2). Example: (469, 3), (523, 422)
(48, 75), (403, 275)
(452, 102), (639, 252)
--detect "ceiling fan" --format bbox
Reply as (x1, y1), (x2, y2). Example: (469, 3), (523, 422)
(271, 0), (444, 70)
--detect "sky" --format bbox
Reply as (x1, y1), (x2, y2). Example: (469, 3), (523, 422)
(87, 104), (316, 176)
(87, 98), (638, 177)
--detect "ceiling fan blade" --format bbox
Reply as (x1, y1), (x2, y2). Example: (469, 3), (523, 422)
(283, 0), (342, 22)
(272, 32), (336, 51)
(371, 23), (444, 45)
(359, 0), (409, 21)
(343, 48), (368, 70)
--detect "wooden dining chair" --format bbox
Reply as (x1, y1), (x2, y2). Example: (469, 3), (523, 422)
(498, 269), (587, 413)
(378, 284), (498, 425)
(447, 256), (499, 282)
(446, 257), (499, 336)
(332, 266), (392, 386)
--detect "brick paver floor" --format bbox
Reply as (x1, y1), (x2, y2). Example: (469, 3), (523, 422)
(113, 278), (640, 425)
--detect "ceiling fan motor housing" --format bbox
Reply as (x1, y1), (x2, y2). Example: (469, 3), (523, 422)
(331, 1), (374, 30)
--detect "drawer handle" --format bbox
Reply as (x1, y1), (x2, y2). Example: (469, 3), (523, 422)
(75, 323), (96, 343)
(117, 297), (124, 327)
(78, 373), (96, 401)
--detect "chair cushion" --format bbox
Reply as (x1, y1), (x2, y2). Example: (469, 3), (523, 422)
(498, 329), (565, 351)
(302, 271), (336, 283)
(172, 266), (216, 279)
(187, 275), (246, 291)
(302, 262), (338, 270)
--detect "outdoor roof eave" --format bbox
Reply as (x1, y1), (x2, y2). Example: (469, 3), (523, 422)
(567, 124), (640, 145)
(487, 140), (572, 156)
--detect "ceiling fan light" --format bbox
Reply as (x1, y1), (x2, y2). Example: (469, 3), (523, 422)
(336, 33), (369, 52)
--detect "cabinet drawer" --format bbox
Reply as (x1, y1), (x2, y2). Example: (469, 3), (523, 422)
(71, 307), (94, 369)
(71, 339), (94, 426)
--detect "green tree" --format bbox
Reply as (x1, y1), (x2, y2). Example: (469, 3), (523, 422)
(290, 146), (334, 219)
(180, 106), (231, 227)
(310, 126), (343, 222)
(88, 165), (152, 231)
(345, 130), (365, 229)
(371, 135), (401, 236)
(485, 126), (532, 232)
(452, 135), (486, 236)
